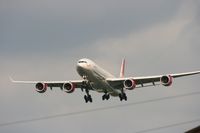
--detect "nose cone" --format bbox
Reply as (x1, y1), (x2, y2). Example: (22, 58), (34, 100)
(77, 62), (86, 69)
(77, 58), (93, 71)
(76, 61), (89, 77)
(76, 64), (82, 73)
(76, 61), (86, 72)
(76, 63), (83, 75)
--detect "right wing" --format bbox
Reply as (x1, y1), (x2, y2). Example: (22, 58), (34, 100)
(10, 77), (83, 88)
(9, 77), (84, 93)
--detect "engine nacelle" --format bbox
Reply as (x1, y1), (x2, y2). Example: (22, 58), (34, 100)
(124, 79), (136, 90)
(35, 82), (47, 93)
(63, 82), (75, 93)
(160, 75), (173, 86)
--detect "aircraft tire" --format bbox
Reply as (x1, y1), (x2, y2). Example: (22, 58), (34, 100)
(88, 95), (92, 103)
(106, 94), (110, 100)
(102, 95), (105, 101)
(84, 95), (88, 103)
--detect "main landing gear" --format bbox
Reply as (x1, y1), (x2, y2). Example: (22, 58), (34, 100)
(119, 93), (127, 101)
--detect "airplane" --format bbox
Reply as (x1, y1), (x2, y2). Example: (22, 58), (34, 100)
(10, 58), (200, 103)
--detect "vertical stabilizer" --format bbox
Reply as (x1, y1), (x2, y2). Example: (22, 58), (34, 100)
(120, 59), (125, 78)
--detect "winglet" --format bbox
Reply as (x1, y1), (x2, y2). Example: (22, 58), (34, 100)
(8, 76), (38, 84)
(9, 76), (15, 82)
(120, 58), (125, 78)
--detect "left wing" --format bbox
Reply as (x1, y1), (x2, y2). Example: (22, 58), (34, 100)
(107, 71), (200, 89)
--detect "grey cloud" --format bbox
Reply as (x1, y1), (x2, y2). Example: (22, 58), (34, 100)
(0, 1), (200, 133)
(0, 0), (183, 57)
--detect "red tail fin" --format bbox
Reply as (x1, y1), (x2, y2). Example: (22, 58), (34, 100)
(120, 59), (125, 78)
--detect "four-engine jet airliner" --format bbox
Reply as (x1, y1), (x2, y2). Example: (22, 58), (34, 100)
(10, 58), (200, 103)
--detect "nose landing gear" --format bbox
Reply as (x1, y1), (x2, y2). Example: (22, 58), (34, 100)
(82, 86), (93, 103)
(81, 76), (93, 103)
(102, 93), (110, 101)
(84, 94), (92, 103)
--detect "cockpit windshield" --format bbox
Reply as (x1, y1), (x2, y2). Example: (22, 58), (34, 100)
(78, 61), (87, 63)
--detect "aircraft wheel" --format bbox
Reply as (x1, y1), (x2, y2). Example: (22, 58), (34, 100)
(124, 95), (127, 101)
(119, 93), (127, 101)
(102, 95), (106, 101)
(84, 95), (88, 103)
(123, 93), (127, 101)
(106, 94), (110, 100)
(102, 94), (110, 100)
(89, 97), (93, 103)
(119, 94), (123, 101)
(88, 95), (93, 103)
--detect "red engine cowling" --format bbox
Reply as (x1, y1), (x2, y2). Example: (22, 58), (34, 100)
(63, 82), (75, 93)
(160, 75), (173, 86)
(35, 82), (47, 93)
(123, 79), (136, 90)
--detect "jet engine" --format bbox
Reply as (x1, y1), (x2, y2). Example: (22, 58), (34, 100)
(63, 82), (75, 93)
(35, 82), (47, 93)
(160, 75), (173, 86)
(124, 79), (136, 90)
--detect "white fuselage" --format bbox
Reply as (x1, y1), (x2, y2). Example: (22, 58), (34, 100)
(76, 58), (120, 96)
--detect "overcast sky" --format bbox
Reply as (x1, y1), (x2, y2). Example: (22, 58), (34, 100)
(0, 0), (200, 132)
